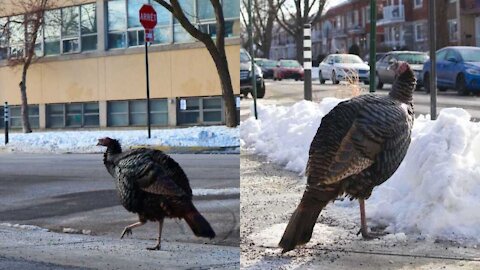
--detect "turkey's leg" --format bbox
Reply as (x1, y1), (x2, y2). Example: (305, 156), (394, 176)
(147, 218), (164, 250)
(358, 199), (386, 239)
(120, 220), (145, 239)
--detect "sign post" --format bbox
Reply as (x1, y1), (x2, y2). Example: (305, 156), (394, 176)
(139, 4), (157, 138)
(303, 24), (312, 101)
(4, 102), (9, 145)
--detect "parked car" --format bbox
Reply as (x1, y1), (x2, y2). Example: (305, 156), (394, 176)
(319, 54), (370, 84)
(375, 51), (428, 90)
(240, 49), (266, 98)
(363, 52), (386, 64)
(254, 58), (277, 79)
(273, 60), (304, 81)
(423, 46), (480, 95)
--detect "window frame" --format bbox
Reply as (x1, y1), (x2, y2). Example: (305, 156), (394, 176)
(107, 99), (168, 127)
(177, 96), (224, 126)
(46, 102), (99, 128)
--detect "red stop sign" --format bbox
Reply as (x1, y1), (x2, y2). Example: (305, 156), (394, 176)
(139, 4), (157, 30)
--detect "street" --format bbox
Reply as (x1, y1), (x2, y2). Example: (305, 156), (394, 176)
(240, 79), (480, 121)
(0, 153), (240, 269)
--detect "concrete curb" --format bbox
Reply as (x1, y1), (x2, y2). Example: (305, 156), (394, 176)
(129, 145), (240, 154)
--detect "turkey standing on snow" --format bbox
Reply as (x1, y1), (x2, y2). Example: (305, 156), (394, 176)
(279, 61), (416, 253)
(97, 138), (215, 250)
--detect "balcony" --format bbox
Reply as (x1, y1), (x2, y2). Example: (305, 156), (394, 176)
(377, 5), (405, 26)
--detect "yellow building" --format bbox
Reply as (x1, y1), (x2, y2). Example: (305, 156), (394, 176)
(0, 0), (240, 129)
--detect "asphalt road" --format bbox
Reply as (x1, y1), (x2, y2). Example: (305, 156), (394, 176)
(0, 153), (240, 269)
(241, 79), (480, 121)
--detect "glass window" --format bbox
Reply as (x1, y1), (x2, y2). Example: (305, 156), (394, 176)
(9, 15), (25, 58)
(66, 103), (82, 127)
(108, 32), (126, 48)
(108, 101), (128, 126)
(203, 98), (221, 109)
(108, 0), (126, 32)
(175, 0), (195, 23)
(153, 26), (172, 44)
(0, 17), (8, 60)
(174, 24), (194, 43)
(81, 4), (97, 34)
(198, 0), (215, 20)
(151, 99), (168, 126)
(44, 10), (61, 55)
(62, 6), (80, 38)
(152, 1), (171, 26)
(47, 104), (64, 128)
(82, 35), (97, 51)
(128, 0), (146, 28)
(177, 97), (224, 125)
(223, 0), (239, 19)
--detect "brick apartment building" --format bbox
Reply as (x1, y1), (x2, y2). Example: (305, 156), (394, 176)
(270, 0), (480, 62)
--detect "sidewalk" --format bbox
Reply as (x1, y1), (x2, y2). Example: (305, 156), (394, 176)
(0, 225), (239, 270)
(240, 153), (480, 270)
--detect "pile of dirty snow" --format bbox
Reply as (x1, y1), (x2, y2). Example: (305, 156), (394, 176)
(0, 126), (239, 153)
(241, 99), (480, 243)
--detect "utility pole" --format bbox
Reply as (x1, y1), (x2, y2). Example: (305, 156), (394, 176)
(369, 0), (377, 93)
(248, 0), (258, 119)
(304, 24), (312, 101)
(429, 0), (437, 120)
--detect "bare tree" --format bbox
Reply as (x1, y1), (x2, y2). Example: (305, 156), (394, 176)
(1, 0), (52, 133)
(276, 0), (328, 63)
(240, 0), (285, 58)
(154, 0), (237, 127)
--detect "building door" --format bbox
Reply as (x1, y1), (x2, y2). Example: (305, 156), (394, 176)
(476, 16), (480, 47)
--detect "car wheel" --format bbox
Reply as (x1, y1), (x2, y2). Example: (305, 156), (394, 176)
(423, 73), (430, 94)
(331, 71), (339, 84)
(319, 71), (325, 84)
(257, 81), (266, 98)
(375, 72), (383, 89)
(438, 87), (448, 92)
(456, 74), (469, 96)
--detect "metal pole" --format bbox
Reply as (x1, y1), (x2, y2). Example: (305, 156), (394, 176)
(303, 24), (312, 101)
(429, 0), (437, 120)
(369, 0), (377, 93)
(4, 102), (9, 145)
(145, 40), (151, 138)
(248, 0), (258, 119)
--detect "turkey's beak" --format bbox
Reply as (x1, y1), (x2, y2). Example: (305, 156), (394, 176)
(96, 139), (103, 146)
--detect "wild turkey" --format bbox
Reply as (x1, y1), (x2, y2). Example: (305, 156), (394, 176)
(279, 61), (416, 253)
(97, 138), (215, 250)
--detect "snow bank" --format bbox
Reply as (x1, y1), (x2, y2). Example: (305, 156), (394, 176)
(241, 99), (480, 242)
(0, 126), (239, 153)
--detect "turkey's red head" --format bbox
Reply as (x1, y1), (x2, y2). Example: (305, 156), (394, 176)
(97, 137), (114, 147)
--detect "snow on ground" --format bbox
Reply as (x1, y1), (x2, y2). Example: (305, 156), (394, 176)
(0, 126), (239, 153)
(241, 98), (480, 243)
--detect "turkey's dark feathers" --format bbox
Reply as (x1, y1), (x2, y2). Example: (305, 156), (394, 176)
(306, 94), (413, 186)
(111, 148), (192, 198)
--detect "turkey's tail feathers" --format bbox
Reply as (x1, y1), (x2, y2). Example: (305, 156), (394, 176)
(184, 205), (216, 239)
(279, 185), (338, 253)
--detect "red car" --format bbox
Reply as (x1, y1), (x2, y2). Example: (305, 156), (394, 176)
(273, 60), (305, 81)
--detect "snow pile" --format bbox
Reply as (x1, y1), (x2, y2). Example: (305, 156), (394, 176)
(0, 222), (49, 232)
(0, 126), (239, 153)
(241, 99), (480, 242)
(241, 98), (344, 173)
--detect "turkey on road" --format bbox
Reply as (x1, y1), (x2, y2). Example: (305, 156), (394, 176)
(279, 61), (416, 253)
(98, 138), (215, 250)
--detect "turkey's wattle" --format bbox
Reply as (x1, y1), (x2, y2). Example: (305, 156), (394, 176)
(279, 61), (416, 253)
(98, 137), (215, 250)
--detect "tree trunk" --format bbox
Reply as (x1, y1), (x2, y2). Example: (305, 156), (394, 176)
(206, 47), (237, 127)
(20, 65), (32, 133)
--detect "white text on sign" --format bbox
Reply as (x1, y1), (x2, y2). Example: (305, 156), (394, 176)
(140, 13), (157, 22)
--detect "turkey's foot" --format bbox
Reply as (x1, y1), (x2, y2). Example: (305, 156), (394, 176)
(146, 244), (161, 251)
(356, 228), (387, 240)
(120, 227), (132, 239)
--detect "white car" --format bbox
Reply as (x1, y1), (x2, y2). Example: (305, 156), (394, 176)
(319, 54), (370, 84)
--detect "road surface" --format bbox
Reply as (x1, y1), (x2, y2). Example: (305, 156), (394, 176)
(241, 80), (480, 121)
(0, 153), (239, 269)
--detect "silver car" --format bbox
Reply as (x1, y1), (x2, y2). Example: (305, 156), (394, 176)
(375, 51), (429, 90)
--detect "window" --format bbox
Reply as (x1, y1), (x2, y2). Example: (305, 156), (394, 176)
(436, 49), (448, 61)
(0, 105), (39, 129)
(365, 6), (370, 23)
(177, 97), (223, 125)
(107, 0), (239, 48)
(448, 19), (458, 42)
(107, 99), (168, 126)
(62, 6), (80, 53)
(0, 17), (8, 60)
(47, 102), (99, 128)
(414, 0), (423, 8)
(9, 15), (25, 58)
(44, 9), (61, 55)
(80, 4), (97, 51)
(414, 23), (426, 41)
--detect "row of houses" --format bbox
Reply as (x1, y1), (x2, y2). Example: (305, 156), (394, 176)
(270, 0), (480, 61)
(0, 0), (240, 130)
